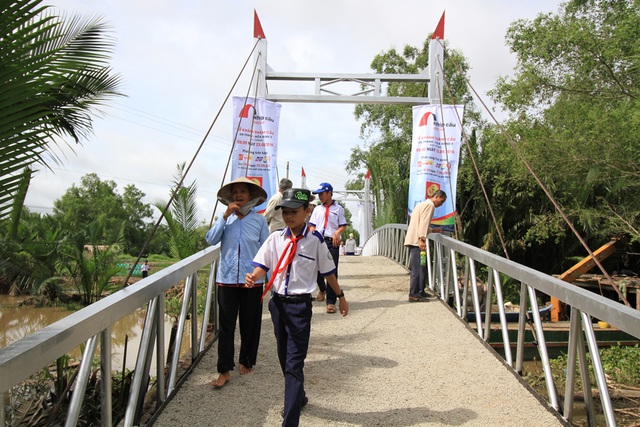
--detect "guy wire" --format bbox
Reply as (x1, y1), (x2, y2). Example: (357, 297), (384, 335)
(435, 49), (510, 259)
(208, 49), (262, 228)
(122, 39), (261, 289)
(436, 39), (630, 306)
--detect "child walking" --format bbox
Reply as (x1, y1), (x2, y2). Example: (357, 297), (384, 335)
(245, 188), (349, 427)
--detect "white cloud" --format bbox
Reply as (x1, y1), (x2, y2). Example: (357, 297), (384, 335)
(26, 0), (564, 232)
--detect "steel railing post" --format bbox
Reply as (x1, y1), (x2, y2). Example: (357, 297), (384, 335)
(492, 269), (513, 367)
(527, 285), (559, 410)
(65, 335), (99, 427)
(156, 293), (166, 404)
(100, 328), (112, 427)
(581, 311), (615, 426)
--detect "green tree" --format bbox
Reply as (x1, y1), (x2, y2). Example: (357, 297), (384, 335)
(484, 0), (640, 271)
(121, 184), (154, 254)
(53, 173), (153, 249)
(346, 39), (480, 224)
(0, 0), (122, 222)
(0, 207), (66, 295)
(58, 220), (123, 304)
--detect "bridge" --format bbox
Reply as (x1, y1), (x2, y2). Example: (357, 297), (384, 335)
(2, 225), (639, 426)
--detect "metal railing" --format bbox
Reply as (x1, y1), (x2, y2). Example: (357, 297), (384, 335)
(362, 224), (640, 427)
(0, 245), (220, 427)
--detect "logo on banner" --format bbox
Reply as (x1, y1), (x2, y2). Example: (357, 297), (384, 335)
(438, 161), (452, 172)
(247, 176), (263, 188)
(426, 181), (440, 198)
(239, 103), (276, 123)
(419, 112), (436, 126)
(239, 104), (254, 118)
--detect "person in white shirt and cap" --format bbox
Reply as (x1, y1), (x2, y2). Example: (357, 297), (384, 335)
(308, 182), (347, 313)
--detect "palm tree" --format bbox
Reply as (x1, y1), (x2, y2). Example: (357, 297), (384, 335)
(154, 163), (203, 260)
(0, 0), (123, 222)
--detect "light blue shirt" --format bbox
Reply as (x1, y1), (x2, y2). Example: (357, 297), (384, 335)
(205, 211), (269, 285)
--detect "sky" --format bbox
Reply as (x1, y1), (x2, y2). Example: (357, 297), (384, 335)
(25, 0), (564, 234)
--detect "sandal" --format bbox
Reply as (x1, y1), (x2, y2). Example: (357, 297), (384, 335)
(316, 291), (326, 302)
(326, 304), (337, 314)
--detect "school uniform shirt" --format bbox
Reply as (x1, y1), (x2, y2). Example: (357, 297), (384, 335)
(205, 210), (269, 285)
(252, 224), (337, 295)
(308, 201), (347, 238)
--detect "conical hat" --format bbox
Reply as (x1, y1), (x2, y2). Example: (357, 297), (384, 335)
(217, 177), (267, 206)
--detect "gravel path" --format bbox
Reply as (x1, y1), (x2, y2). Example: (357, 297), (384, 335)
(153, 255), (566, 426)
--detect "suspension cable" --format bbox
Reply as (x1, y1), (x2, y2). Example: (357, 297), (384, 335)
(435, 50), (510, 259)
(207, 49), (262, 228)
(122, 38), (261, 288)
(433, 75), (461, 241)
(436, 39), (630, 306)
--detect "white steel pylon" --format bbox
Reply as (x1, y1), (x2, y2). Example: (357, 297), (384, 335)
(251, 11), (445, 244)
(252, 11), (444, 105)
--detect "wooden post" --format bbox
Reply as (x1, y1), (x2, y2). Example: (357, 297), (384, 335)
(552, 238), (623, 322)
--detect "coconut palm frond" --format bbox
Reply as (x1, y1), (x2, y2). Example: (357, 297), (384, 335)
(0, 0), (123, 222)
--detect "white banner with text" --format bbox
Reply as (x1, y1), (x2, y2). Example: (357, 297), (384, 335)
(231, 97), (282, 212)
(408, 104), (464, 229)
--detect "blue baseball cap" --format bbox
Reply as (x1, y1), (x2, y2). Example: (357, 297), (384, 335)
(312, 182), (333, 194)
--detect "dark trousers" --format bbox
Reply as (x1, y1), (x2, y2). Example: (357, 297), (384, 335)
(269, 297), (312, 427)
(408, 246), (427, 297)
(316, 238), (339, 304)
(216, 285), (263, 373)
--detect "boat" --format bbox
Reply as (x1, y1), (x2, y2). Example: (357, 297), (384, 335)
(465, 303), (552, 323)
(488, 321), (640, 360)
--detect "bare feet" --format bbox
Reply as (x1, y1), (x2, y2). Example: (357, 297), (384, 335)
(210, 372), (231, 389)
(239, 364), (253, 374)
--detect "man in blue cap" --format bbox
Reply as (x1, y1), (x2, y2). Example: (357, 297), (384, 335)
(308, 182), (347, 313)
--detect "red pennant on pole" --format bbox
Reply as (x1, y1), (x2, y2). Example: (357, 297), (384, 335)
(254, 10), (266, 39)
(301, 167), (306, 177)
(432, 11), (445, 40)
(365, 169), (371, 179)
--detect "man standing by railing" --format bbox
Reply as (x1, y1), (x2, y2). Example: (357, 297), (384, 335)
(404, 190), (447, 302)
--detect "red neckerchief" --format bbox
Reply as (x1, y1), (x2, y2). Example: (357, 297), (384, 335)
(261, 230), (304, 301)
(323, 203), (330, 229)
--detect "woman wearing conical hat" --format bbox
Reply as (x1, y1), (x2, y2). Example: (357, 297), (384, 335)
(205, 177), (269, 388)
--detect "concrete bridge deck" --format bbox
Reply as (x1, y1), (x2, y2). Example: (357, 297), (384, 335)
(153, 255), (565, 426)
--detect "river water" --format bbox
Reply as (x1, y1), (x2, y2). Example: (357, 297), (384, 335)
(0, 295), (192, 376)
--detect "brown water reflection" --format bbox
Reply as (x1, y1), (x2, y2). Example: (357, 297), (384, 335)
(0, 295), (192, 376)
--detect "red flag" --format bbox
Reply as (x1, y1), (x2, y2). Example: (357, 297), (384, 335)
(254, 10), (266, 39)
(365, 169), (371, 179)
(301, 167), (306, 177)
(432, 11), (445, 40)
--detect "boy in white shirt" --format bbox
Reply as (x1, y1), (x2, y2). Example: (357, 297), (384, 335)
(245, 188), (349, 426)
